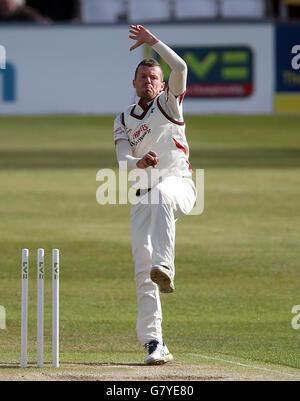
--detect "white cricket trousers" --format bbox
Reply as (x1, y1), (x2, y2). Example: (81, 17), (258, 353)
(130, 176), (196, 346)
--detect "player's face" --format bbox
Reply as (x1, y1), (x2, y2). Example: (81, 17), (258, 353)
(133, 66), (165, 101)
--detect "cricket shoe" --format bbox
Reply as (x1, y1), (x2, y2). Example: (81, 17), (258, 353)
(144, 340), (174, 365)
(150, 265), (175, 293)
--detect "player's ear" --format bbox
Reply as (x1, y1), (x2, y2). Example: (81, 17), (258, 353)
(161, 81), (165, 91)
(133, 80), (137, 89)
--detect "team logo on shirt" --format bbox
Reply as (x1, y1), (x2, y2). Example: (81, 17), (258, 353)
(129, 124), (151, 147)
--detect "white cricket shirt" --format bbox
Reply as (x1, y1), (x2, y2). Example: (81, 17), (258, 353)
(114, 87), (192, 189)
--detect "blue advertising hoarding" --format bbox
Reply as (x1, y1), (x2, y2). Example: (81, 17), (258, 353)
(276, 24), (300, 113)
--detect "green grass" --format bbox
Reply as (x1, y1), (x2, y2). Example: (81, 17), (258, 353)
(0, 115), (300, 374)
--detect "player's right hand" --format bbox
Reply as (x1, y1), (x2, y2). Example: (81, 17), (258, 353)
(136, 151), (159, 169)
(129, 25), (159, 51)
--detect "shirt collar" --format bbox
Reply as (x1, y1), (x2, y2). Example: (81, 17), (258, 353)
(135, 92), (161, 112)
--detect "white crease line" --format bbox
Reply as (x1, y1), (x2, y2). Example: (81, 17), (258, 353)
(188, 353), (300, 379)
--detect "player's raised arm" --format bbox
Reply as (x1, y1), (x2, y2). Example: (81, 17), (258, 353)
(129, 25), (187, 97)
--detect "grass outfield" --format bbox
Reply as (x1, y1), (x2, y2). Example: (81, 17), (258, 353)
(0, 115), (300, 380)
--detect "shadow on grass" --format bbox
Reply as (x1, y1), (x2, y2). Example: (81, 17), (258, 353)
(1, 148), (300, 170)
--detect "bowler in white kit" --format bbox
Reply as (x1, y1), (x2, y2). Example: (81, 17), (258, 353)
(114, 25), (196, 365)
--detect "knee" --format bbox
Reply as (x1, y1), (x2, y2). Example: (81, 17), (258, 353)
(132, 241), (152, 272)
(135, 271), (156, 294)
(135, 271), (150, 287)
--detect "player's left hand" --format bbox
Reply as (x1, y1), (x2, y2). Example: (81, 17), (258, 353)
(129, 25), (159, 51)
(136, 151), (159, 169)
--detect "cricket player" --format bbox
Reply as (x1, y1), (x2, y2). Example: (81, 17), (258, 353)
(114, 25), (196, 365)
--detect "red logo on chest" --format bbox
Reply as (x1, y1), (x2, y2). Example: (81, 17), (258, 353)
(132, 124), (148, 139)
